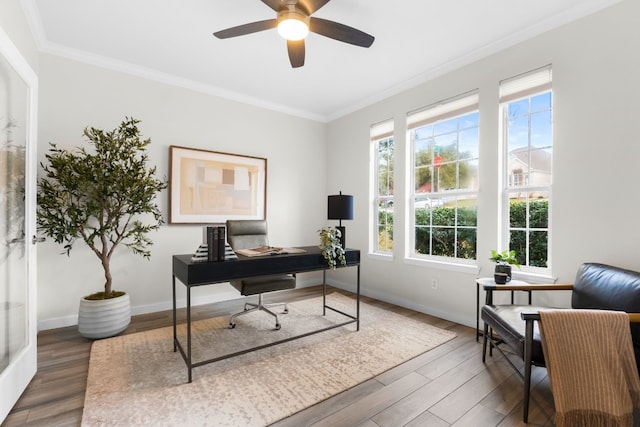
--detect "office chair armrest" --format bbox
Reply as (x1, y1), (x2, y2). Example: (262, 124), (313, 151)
(483, 283), (574, 292)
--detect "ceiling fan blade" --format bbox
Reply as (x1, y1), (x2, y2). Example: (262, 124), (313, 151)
(309, 17), (374, 48)
(287, 39), (305, 68)
(213, 19), (277, 39)
(298, 0), (331, 15)
(260, 0), (284, 12)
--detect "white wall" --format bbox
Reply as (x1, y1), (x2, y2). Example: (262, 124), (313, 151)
(4, 0), (639, 330)
(36, 54), (328, 329)
(0, 1), (38, 71)
(327, 0), (640, 327)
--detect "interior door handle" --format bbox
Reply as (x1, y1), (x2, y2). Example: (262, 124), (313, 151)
(32, 236), (46, 245)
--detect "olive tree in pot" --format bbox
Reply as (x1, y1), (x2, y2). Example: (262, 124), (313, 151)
(37, 117), (167, 339)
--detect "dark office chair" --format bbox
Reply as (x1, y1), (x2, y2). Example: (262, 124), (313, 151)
(225, 219), (296, 330)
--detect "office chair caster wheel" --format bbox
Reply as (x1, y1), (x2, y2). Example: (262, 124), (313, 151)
(229, 323), (236, 329)
(275, 323), (281, 330)
(283, 308), (288, 314)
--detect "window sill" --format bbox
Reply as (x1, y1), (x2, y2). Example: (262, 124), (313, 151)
(367, 252), (394, 262)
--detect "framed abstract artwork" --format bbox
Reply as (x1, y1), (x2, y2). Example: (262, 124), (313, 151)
(169, 146), (267, 224)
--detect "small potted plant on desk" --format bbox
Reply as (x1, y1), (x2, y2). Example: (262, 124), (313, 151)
(37, 117), (167, 339)
(489, 250), (521, 284)
(318, 227), (346, 269)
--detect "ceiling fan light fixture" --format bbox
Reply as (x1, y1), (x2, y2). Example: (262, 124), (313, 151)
(277, 10), (309, 41)
(213, 0), (375, 67)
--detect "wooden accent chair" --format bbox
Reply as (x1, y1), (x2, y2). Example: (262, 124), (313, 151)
(481, 263), (640, 422)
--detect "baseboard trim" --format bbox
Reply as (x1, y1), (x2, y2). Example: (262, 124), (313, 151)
(361, 287), (475, 329)
(38, 277), (322, 331)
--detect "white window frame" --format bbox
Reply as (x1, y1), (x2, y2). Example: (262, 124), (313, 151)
(406, 91), (480, 264)
(499, 65), (553, 275)
(370, 119), (394, 256)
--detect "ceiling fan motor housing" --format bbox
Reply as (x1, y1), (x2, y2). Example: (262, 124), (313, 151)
(277, 6), (310, 40)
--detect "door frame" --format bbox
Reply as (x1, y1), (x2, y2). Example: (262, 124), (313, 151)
(0, 24), (38, 423)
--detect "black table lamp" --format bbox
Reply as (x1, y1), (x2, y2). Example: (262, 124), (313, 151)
(328, 191), (354, 248)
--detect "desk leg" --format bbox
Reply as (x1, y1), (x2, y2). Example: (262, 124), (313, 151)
(476, 282), (480, 342)
(356, 264), (360, 331)
(187, 286), (192, 383)
(173, 275), (177, 352)
(322, 270), (326, 316)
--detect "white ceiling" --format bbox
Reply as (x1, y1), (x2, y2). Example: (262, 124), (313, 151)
(23, 0), (621, 122)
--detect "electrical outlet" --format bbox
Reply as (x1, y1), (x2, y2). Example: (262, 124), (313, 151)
(431, 279), (438, 290)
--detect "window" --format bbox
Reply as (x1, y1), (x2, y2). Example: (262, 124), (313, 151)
(500, 65), (552, 269)
(372, 120), (394, 254)
(407, 92), (479, 261)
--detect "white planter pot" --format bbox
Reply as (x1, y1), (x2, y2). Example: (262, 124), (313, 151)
(78, 293), (131, 339)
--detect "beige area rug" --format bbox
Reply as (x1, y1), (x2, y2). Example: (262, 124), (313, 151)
(82, 293), (456, 426)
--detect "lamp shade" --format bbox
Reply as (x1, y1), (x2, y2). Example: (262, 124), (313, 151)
(328, 194), (354, 220)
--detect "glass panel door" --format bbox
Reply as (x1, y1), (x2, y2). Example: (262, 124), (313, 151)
(0, 26), (38, 423)
(0, 85), (27, 373)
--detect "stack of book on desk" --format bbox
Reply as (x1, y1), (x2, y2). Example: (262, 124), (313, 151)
(189, 225), (239, 263)
(206, 226), (226, 261)
(190, 242), (238, 263)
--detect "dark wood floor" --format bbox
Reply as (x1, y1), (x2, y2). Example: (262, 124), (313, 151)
(2, 286), (555, 427)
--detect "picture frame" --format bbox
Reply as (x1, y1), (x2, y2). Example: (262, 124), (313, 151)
(169, 145), (267, 224)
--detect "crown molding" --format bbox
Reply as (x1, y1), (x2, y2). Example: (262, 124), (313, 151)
(326, 0), (624, 121)
(21, 0), (623, 124)
(20, 0), (327, 123)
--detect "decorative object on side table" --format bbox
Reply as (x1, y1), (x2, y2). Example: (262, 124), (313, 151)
(327, 191), (353, 248)
(489, 249), (521, 284)
(318, 227), (346, 269)
(37, 117), (167, 339)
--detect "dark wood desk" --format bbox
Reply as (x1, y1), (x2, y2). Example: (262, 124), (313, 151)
(172, 246), (361, 382)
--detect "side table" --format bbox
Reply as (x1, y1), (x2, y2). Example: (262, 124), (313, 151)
(475, 277), (531, 341)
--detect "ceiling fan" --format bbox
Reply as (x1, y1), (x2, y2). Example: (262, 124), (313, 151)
(213, 0), (375, 68)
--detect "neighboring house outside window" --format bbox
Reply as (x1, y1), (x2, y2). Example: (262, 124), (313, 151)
(407, 91), (480, 263)
(371, 120), (394, 254)
(500, 65), (553, 270)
